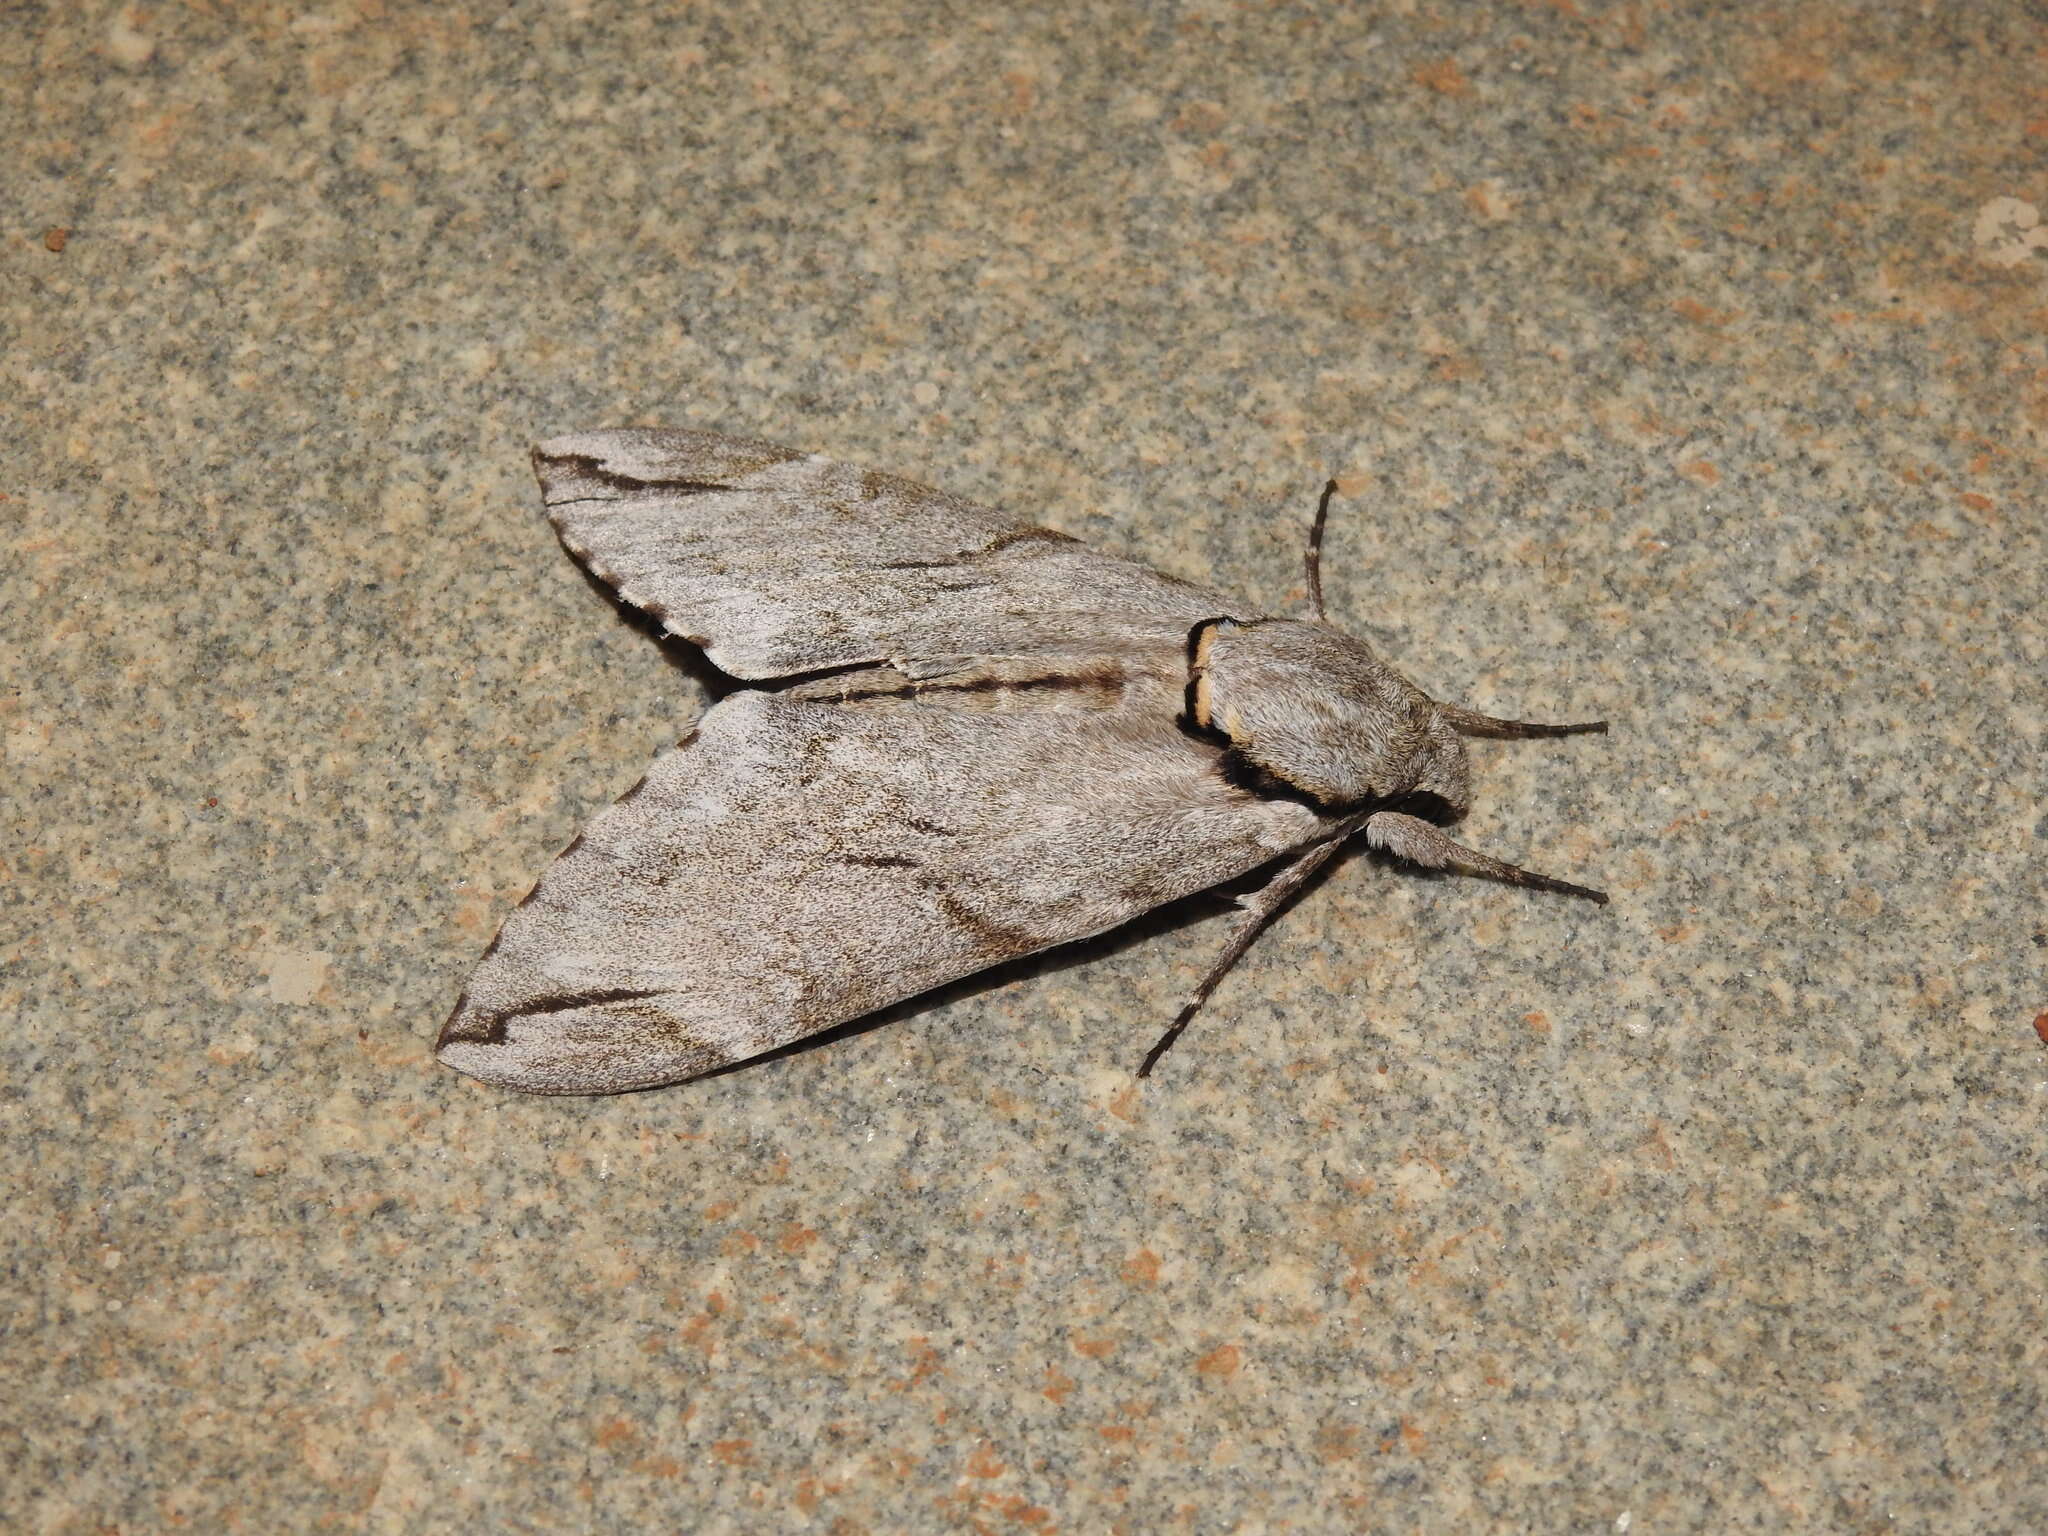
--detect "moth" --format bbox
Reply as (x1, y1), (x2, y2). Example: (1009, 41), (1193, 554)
(439, 429), (1607, 1094)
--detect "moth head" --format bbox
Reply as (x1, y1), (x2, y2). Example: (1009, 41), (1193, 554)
(1186, 618), (1470, 817)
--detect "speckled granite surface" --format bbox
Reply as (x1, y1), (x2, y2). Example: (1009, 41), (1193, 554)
(5, 2), (2045, 1530)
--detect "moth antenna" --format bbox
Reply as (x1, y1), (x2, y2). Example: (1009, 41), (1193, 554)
(1363, 811), (1608, 903)
(1437, 702), (1608, 739)
(1302, 478), (1338, 624)
(1139, 836), (1348, 1077)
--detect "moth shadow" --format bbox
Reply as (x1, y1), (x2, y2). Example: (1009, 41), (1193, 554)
(569, 553), (742, 703)
(690, 845), (1363, 1083)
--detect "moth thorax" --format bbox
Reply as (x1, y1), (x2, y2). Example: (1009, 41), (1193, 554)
(1188, 618), (1470, 815)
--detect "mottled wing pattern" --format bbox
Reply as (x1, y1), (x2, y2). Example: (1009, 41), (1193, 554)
(439, 691), (1323, 1093)
(533, 428), (1238, 679)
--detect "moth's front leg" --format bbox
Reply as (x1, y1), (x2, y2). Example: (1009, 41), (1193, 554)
(1362, 811), (1607, 904)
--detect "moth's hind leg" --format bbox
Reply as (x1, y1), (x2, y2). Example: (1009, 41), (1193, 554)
(1138, 837), (1348, 1078)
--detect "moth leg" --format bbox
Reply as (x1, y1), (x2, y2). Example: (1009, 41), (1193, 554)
(1302, 478), (1338, 624)
(1363, 811), (1608, 903)
(1139, 836), (1349, 1078)
(1437, 702), (1607, 739)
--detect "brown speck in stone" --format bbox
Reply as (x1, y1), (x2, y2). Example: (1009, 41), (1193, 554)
(1120, 1249), (1161, 1288)
(592, 1417), (637, 1450)
(1314, 1422), (1362, 1463)
(1411, 58), (1470, 96)
(43, 227), (69, 252)
(1195, 1343), (1242, 1377)
(2034, 1010), (2048, 1047)
(1671, 297), (1733, 328)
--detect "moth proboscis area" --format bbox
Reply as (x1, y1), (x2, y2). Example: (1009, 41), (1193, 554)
(439, 432), (1607, 1094)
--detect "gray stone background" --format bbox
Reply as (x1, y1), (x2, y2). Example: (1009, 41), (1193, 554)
(5, 1), (2044, 1530)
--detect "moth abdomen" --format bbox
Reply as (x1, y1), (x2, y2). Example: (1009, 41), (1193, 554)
(794, 657), (1169, 716)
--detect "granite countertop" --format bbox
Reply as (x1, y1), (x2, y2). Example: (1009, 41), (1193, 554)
(5, 2), (2044, 1529)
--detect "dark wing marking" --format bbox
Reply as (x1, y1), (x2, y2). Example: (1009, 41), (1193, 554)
(439, 690), (1323, 1093)
(532, 429), (1239, 679)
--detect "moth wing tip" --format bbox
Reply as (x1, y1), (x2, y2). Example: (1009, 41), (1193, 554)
(434, 991), (719, 1095)
(435, 995), (505, 1079)
(434, 1021), (562, 1094)
(530, 430), (646, 496)
(530, 435), (602, 501)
